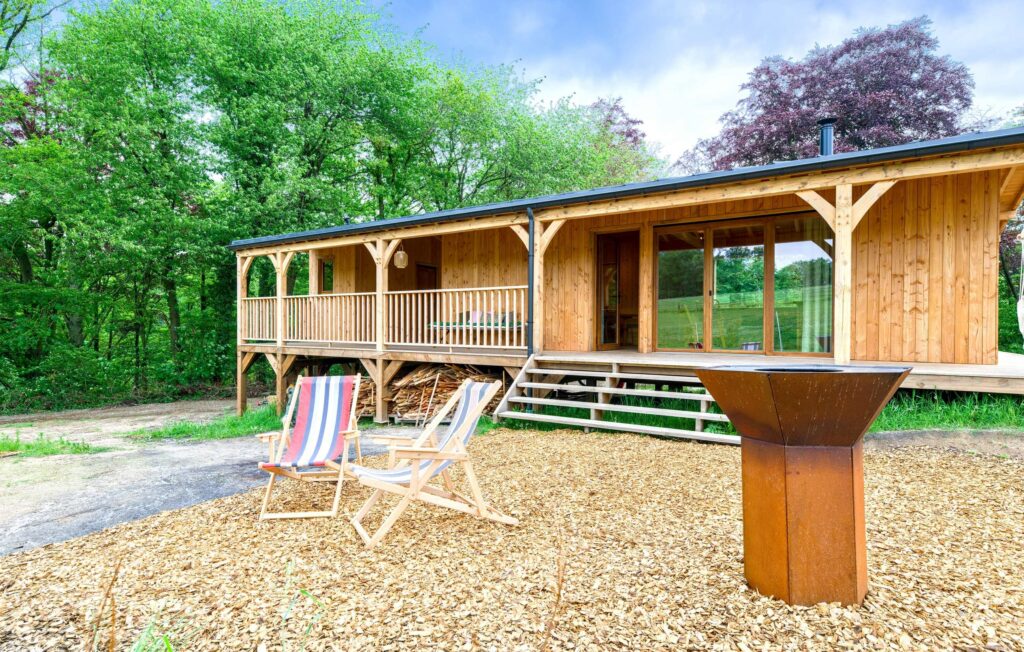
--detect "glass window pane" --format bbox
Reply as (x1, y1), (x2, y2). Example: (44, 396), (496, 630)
(712, 225), (764, 351)
(773, 216), (833, 353)
(657, 231), (704, 349)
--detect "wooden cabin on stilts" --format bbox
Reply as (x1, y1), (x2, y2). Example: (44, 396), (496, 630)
(230, 125), (1024, 442)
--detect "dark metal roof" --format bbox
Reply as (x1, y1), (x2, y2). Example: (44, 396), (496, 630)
(229, 125), (1024, 251)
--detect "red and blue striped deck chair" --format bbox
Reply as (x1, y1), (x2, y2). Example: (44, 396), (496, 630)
(349, 379), (518, 547)
(258, 374), (361, 520)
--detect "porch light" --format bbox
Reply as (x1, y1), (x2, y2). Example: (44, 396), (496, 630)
(393, 244), (408, 269)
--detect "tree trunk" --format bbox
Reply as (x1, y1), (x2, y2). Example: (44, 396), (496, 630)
(66, 313), (85, 347)
(163, 275), (181, 357)
(199, 270), (207, 312)
(13, 241), (32, 283)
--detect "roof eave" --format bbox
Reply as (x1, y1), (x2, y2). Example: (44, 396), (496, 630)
(228, 126), (1024, 252)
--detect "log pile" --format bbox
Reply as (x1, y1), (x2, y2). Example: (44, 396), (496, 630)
(353, 364), (503, 421)
(355, 378), (376, 418)
(391, 364), (502, 422)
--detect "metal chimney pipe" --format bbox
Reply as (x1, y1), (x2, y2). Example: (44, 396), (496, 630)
(817, 118), (837, 156)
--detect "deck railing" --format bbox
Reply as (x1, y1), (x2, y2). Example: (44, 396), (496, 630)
(283, 292), (376, 345)
(241, 286), (526, 352)
(240, 297), (276, 342)
(385, 285), (528, 350)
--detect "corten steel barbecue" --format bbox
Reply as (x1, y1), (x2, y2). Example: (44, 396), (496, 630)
(696, 364), (909, 606)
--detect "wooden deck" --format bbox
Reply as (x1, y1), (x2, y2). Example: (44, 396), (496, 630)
(537, 349), (1024, 395)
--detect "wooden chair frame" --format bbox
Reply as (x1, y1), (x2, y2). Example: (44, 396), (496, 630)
(258, 374), (362, 520)
(350, 380), (517, 547)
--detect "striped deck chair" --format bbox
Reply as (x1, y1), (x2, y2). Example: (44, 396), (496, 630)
(257, 375), (361, 520)
(349, 379), (517, 547)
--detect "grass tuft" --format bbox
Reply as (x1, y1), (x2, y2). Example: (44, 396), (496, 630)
(0, 433), (107, 457)
(131, 405), (281, 442)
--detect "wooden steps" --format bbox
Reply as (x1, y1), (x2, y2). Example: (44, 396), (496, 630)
(494, 409), (738, 445)
(494, 355), (737, 445)
(508, 396), (729, 422)
(518, 381), (711, 402)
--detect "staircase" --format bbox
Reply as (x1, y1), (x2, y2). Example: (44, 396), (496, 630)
(495, 355), (738, 445)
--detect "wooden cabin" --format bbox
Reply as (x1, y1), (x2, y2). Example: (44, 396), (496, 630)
(230, 126), (1024, 438)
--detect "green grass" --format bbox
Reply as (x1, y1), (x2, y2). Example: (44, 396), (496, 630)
(0, 433), (108, 457)
(870, 391), (1024, 433)
(131, 404), (281, 442)
(0, 421), (34, 429)
(496, 388), (1024, 436)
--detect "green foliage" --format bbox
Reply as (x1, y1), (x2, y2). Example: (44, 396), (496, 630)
(0, 0), (663, 412)
(870, 391), (1024, 433)
(130, 404), (280, 441)
(998, 275), (1024, 355)
(0, 433), (107, 456)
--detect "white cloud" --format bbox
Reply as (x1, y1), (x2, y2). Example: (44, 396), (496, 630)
(524, 1), (1024, 159)
(379, 0), (1024, 159)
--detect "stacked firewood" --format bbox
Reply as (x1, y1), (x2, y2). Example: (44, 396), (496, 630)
(391, 364), (502, 422)
(353, 364), (503, 422)
(355, 378), (376, 418)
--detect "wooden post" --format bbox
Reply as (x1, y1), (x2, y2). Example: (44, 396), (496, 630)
(798, 181), (894, 365)
(308, 248), (321, 295)
(236, 257), (255, 416)
(833, 183), (854, 365)
(268, 353), (296, 416)
(365, 239), (394, 353)
(273, 252), (293, 349)
(637, 221), (654, 353)
(533, 222), (545, 353)
(236, 256), (247, 347)
(236, 351), (256, 416)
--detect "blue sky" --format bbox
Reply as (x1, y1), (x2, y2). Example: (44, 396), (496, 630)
(368, 0), (1024, 161)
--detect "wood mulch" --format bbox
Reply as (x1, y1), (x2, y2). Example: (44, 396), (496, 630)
(1, 430), (1022, 650)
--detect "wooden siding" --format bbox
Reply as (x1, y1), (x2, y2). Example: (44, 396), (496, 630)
(543, 195), (811, 352)
(543, 181), (1002, 364)
(851, 171), (1001, 364)
(440, 228), (527, 288)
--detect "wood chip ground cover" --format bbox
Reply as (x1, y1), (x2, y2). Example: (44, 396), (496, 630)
(1, 430), (1021, 650)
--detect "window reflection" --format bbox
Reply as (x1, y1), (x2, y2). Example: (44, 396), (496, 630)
(773, 216), (833, 353)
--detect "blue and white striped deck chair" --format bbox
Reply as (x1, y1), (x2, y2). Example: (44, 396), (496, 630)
(349, 379), (517, 547)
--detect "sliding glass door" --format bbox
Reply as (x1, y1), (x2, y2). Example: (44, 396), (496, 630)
(655, 214), (833, 354)
(656, 230), (706, 349)
(712, 224), (765, 351)
(772, 216), (833, 353)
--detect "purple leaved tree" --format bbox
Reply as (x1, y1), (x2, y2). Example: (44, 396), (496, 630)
(677, 17), (979, 173)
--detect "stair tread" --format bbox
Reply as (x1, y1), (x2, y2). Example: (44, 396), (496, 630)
(527, 367), (703, 383)
(508, 396), (729, 421)
(519, 382), (712, 402)
(496, 411), (738, 445)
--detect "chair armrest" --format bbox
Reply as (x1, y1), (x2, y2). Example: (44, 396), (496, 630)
(393, 447), (468, 461)
(368, 435), (417, 445)
(255, 431), (281, 442)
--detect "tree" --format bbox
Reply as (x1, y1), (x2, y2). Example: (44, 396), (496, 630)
(677, 17), (977, 172)
(0, 0), (664, 410)
(0, 0), (68, 72)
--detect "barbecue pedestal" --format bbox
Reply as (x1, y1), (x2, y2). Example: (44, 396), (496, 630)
(696, 365), (909, 606)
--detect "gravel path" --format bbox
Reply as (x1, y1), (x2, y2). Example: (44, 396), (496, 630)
(1, 430), (1021, 650)
(0, 399), (408, 555)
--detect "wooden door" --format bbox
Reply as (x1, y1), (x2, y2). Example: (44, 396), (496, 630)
(415, 264), (438, 290)
(596, 234), (620, 349)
